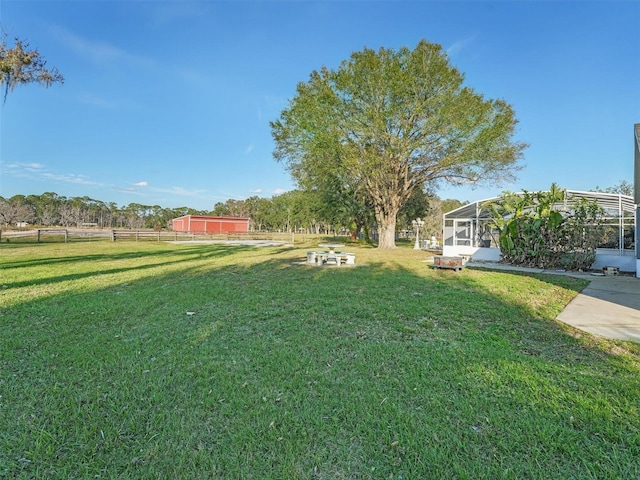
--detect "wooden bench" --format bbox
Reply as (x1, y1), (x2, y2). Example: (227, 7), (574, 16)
(432, 255), (464, 272)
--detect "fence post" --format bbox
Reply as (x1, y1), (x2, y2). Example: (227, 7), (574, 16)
(37, 229), (41, 243)
(111, 230), (116, 242)
(64, 230), (68, 243)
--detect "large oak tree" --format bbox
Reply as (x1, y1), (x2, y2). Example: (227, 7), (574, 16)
(271, 40), (527, 248)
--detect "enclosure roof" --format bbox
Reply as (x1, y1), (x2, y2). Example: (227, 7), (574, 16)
(443, 190), (635, 220)
(443, 196), (499, 219)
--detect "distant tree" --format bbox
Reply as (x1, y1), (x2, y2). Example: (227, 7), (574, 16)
(145, 205), (166, 230)
(331, 185), (375, 241)
(309, 173), (374, 240)
(594, 180), (633, 197)
(122, 203), (150, 229)
(1, 32), (64, 103)
(229, 199), (251, 217)
(211, 201), (231, 216)
(244, 196), (272, 231)
(397, 188), (432, 231)
(262, 194), (288, 232)
(272, 191), (301, 233)
(255, 197), (279, 232)
(29, 191), (63, 226)
(0, 195), (35, 226)
(441, 198), (466, 214)
(103, 202), (119, 228)
(271, 39), (526, 249)
(415, 196), (466, 243)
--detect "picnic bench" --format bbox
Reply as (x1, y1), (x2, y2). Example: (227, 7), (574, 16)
(306, 250), (356, 266)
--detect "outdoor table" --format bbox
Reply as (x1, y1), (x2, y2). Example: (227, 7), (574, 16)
(316, 243), (347, 266)
(318, 243), (345, 255)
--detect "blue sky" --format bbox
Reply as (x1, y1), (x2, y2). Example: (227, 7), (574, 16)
(1, 0), (638, 210)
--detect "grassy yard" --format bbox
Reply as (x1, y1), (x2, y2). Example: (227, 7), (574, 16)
(1, 240), (639, 479)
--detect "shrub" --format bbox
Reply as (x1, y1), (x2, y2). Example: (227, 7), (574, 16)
(485, 184), (603, 270)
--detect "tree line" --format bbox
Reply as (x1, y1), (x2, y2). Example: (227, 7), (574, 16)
(0, 190), (463, 239)
(0, 192), (202, 230)
(2, 183), (628, 238)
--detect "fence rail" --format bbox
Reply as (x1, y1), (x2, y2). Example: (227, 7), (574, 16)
(0, 228), (298, 244)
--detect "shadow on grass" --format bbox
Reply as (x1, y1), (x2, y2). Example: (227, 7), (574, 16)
(465, 265), (640, 346)
(2, 245), (639, 479)
(1, 244), (259, 290)
(0, 243), (252, 270)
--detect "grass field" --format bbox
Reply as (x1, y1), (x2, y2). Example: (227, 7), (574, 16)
(1, 240), (639, 479)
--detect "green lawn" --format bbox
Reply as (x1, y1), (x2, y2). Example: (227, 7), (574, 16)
(1, 240), (639, 479)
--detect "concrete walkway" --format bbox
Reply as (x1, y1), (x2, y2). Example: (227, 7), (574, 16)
(466, 262), (640, 343)
(556, 274), (640, 343)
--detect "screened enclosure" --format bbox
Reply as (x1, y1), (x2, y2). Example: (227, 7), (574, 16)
(442, 190), (636, 271)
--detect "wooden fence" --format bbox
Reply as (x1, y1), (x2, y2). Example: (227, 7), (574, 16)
(0, 228), (298, 244)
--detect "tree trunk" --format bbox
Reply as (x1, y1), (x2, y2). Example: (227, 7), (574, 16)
(376, 209), (398, 249)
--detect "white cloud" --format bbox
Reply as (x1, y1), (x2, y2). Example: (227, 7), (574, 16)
(446, 35), (477, 58)
(167, 186), (203, 197)
(77, 93), (119, 109)
(50, 25), (154, 68)
(244, 144), (255, 154)
(23, 163), (46, 171)
(41, 172), (100, 186)
(174, 67), (210, 86)
(149, 2), (211, 27)
(4, 162), (43, 171)
(249, 188), (263, 194)
(133, 181), (149, 188)
(146, 185), (210, 199)
(3, 162), (94, 185)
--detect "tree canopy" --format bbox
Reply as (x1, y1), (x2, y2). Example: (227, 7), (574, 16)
(271, 39), (527, 248)
(0, 33), (64, 103)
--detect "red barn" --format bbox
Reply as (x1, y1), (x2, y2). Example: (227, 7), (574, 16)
(172, 215), (249, 234)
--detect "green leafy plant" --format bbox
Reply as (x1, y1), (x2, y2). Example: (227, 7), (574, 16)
(485, 184), (603, 270)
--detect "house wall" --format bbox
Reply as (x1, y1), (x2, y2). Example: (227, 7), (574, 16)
(636, 206), (639, 278)
(631, 123), (638, 277)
